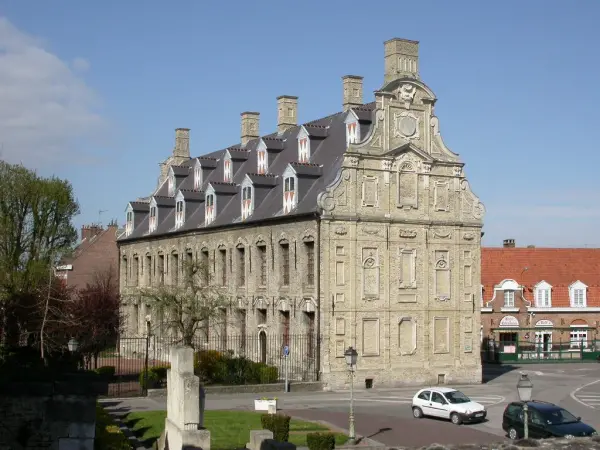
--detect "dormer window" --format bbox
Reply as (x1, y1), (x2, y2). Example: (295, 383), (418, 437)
(298, 137), (309, 163)
(175, 200), (185, 228)
(205, 193), (216, 225)
(168, 173), (175, 196)
(241, 186), (253, 220)
(534, 281), (552, 307)
(570, 281), (587, 308)
(194, 165), (202, 190)
(224, 158), (232, 182)
(257, 149), (267, 174)
(503, 290), (514, 308)
(149, 206), (157, 232)
(283, 176), (296, 213)
(346, 121), (359, 145)
(125, 210), (133, 236)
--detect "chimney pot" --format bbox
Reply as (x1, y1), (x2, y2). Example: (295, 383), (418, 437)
(342, 75), (364, 110)
(174, 128), (190, 158)
(384, 38), (420, 84)
(276, 95), (298, 134)
(503, 239), (516, 248)
(240, 112), (260, 147)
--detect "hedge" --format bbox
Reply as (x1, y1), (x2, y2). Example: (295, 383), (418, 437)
(193, 350), (279, 385)
(95, 404), (131, 450)
(261, 414), (291, 442)
(307, 432), (336, 450)
(94, 365), (116, 379)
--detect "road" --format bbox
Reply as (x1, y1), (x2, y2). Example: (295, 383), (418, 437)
(102, 362), (600, 447)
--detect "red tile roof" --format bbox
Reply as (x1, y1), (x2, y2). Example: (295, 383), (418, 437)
(482, 248), (600, 308)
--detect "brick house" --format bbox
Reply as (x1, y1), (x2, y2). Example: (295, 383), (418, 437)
(481, 239), (600, 354)
(56, 221), (121, 292)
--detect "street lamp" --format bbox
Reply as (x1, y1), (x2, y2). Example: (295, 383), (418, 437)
(517, 372), (533, 439)
(67, 338), (79, 353)
(344, 346), (358, 445)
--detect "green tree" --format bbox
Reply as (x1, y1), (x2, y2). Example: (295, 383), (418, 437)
(0, 160), (80, 351)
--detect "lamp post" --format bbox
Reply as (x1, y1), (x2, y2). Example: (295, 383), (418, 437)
(344, 346), (358, 445)
(68, 337), (79, 370)
(517, 372), (533, 439)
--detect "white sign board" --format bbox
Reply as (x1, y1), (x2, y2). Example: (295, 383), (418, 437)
(499, 315), (519, 328)
(535, 319), (554, 327)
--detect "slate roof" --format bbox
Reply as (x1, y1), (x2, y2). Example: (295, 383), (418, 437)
(482, 248), (600, 308)
(121, 101), (376, 241)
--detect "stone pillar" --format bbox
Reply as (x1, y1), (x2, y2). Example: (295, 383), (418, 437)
(174, 128), (190, 158)
(277, 95), (298, 134)
(384, 38), (420, 83)
(342, 75), (363, 110)
(241, 112), (260, 147)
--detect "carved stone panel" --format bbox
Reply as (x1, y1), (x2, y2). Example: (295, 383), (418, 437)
(433, 317), (450, 354)
(398, 292), (417, 303)
(464, 333), (473, 353)
(464, 264), (473, 287)
(464, 316), (473, 333)
(434, 250), (451, 300)
(398, 165), (418, 209)
(335, 340), (345, 357)
(362, 318), (380, 356)
(336, 261), (345, 286)
(399, 249), (416, 288)
(398, 317), (417, 355)
(336, 184), (347, 207)
(434, 181), (450, 211)
(362, 247), (380, 300)
(362, 176), (379, 207)
(335, 293), (345, 303)
(335, 246), (345, 256)
(335, 317), (346, 335)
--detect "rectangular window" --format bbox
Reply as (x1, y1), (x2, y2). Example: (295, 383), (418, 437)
(257, 150), (267, 174)
(257, 308), (267, 325)
(504, 290), (514, 308)
(258, 245), (267, 286)
(280, 243), (290, 286)
(185, 251), (193, 282)
(283, 177), (296, 213)
(133, 256), (139, 286)
(536, 289), (551, 307)
(158, 254), (165, 285)
(242, 186), (252, 220)
(224, 159), (232, 182)
(238, 309), (247, 350)
(573, 289), (585, 307)
(126, 211), (133, 235)
(305, 241), (315, 285)
(194, 166), (202, 190)
(220, 249), (227, 286)
(280, 311), (290, 347)
(149, 206), (157, 231)
(206, 194), (215, 224)
(175, 201), (184, 227)
(305, 311), (315, 358)
(171, 253), (179, 285)
(569, 329), (588, 349)
(122, 258), (128, 286)
(145, 254), (152, 286)
(298, 137), (309, 162)
(201, 249), (209, 285)
(237, 247), (245, 286)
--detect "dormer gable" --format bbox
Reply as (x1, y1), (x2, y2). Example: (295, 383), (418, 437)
(297, 128), (310, 163)
(569, 280), (588, 308)
(167, 165), (189, 196)
(174, 191), (185, 229)
(125, 204), (134, 236)
(282, 165), (298, 214)
(297, 125), (328, 163)
(223, 151), (233, 182)
(149, 198), (158, 233)
(205, 184), (217, 225)
(534, 280), (552, 307)
(223, 147), (250, 181)
(344, 110), (361, 145)
(256, 140), (268, 175)
(193, 159), (203, 190)
(241, 176), (254, 221)
(124, 201), (149, 237)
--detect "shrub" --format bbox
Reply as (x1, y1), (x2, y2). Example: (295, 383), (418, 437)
(150, 364), (170, 381)
(95, 404), (132, 450)
(194, 350), (225, 382)
(94, 366), (116, 379)
(306, 432), (336, 450)
(259, 365), (279, 384)
(139, 369), (161, 389)
(261, 414), (291, 442)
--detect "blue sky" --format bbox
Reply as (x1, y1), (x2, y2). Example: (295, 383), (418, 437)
(1, 0), (599, 247)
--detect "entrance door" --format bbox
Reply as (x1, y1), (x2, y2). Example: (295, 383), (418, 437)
(535, 331), (552, 353)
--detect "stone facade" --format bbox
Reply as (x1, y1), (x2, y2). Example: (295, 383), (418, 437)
(118, 37), (485, 389)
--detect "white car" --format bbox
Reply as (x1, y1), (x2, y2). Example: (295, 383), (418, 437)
(411, 387), (487, 425)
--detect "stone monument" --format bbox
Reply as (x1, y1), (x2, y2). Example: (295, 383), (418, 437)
(161, 346), (210, 450)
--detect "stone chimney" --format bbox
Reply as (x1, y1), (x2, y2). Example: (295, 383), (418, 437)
(503, 239), (516, 248)
(240, 112), (260, 147)
(174, 128), (190, 158)
(342, 75), (363, 110)
(384, 38), (420, 84)
(81, 224), (103, 241)
(277, 95), (298, 134)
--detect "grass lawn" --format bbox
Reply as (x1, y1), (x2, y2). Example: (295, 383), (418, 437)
(124, 410), (348, 449)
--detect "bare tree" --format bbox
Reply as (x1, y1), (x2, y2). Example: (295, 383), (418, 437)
(140, 260), (227, 347)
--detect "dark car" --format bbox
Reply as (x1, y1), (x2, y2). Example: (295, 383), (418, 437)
(502, 401), (597, 440)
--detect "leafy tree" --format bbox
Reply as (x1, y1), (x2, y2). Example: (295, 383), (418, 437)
(140, 260), (228, 347)
(0, 161), (79, 350)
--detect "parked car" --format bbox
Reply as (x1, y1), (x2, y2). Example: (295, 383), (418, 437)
(411, 387), (487, 425)
(502, 401), (598, 440)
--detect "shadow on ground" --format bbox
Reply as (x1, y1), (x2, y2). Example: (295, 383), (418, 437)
(482, 363), (519, 383)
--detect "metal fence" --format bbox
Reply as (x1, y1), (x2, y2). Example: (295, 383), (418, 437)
(482, 337), (600, 364)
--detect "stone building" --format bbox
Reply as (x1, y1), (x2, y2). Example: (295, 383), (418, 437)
(118, 38), (485, 389)
(482, 239), (600, 356)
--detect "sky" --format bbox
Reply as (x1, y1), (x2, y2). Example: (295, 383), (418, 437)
(1, 0), (599, 248)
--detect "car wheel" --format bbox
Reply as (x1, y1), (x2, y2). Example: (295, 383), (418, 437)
(412, 407), (424, 419)
(508, 427), (519, 440)
(450, 413), (462, 425)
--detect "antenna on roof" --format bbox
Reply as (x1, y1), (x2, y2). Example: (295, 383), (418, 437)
(98, 209), (107, 226)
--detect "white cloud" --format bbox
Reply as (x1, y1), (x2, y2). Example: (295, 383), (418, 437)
(0, 17), (106, 167)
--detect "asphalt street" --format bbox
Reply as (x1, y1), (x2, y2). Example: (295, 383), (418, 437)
(102, 362), (600, 447)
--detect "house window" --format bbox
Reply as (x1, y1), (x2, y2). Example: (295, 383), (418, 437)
(570, 327), (588, 349)
(570, 281), (587, 308)
(149, 206), (157, 232)
(224, 159), (232, 182)
(194, 166), (202, 190)
(280, 311), (290, 347)
(237, 247), (245, 286)
(258, 244), (267, 286)
(171, 253), (179, 285)
(220, 249), (227, 286)
(346, 121), (359, 145)
(205, 194), (215, 225)
(280, 242), (290, 286)
(133, 256), (139, 286)
(122, 257), (128, 286)
(504, 291), (515, 308)
(305, 241), (315, 285)
(168, 173), (175, 195)
(283, 176), (296, 213)
(126, 211), (133, 235)
(175, 200), (185, 228)
(257, 150), (267, 174)
(298, 137), (309, 163)
(242, 186), (253, 220)
(158, 254), (165, 286)
(536, 289), (551, 307)
(201, 249), (209, 285)
(145, 254), (152, 286)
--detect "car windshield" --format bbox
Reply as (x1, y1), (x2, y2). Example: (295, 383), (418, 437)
(541, 408), (579, 425)
(444, 391), (471, 404)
